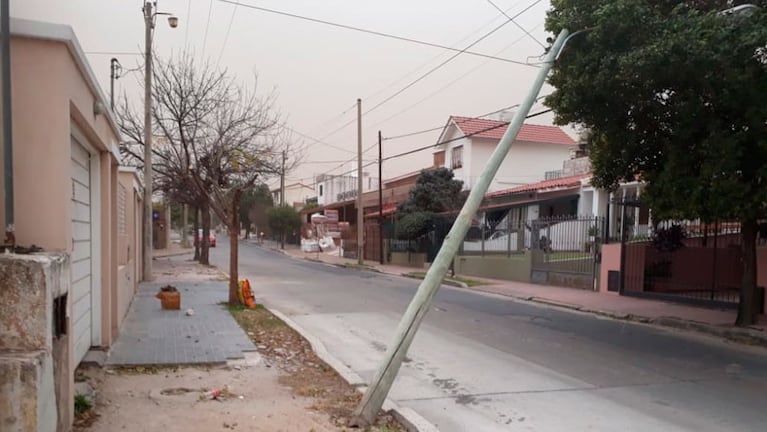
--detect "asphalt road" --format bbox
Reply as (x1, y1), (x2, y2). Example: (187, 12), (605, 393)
(210, 237), (767, 432)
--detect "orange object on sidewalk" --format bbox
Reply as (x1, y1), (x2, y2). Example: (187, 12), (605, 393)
(239, 279), (256, 309)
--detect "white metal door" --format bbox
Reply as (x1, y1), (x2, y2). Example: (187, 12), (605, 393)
(71, 139), (93, 365)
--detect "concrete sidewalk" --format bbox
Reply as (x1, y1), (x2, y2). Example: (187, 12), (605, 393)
(107, 257), (255, 365)
(258, 242), (767, 346)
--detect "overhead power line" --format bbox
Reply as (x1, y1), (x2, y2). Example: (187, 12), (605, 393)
(85, 51), (142, 56)
(201, 0), (214, 58)
(383, 108), (554, 161)
(319, 0), (545, 141)
(219, 0), (536, 66)
(368, 22), (545, 130)
(302, 108), (554, 189)
(286, 126), (357, 155)
(486, 0), (546, 49)
(312, 0), (531, 141)
(383, 95), (549, 141)
(216, 0), (240, 67)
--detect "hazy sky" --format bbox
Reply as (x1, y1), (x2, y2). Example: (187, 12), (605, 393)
(12, 0), (568, 189)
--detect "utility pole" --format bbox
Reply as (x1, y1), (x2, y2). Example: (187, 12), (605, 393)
(280, 149), (286, 249)
(1, 0), (15, 249)
(378, 130), (384, 265)
(356, 98), (364, 265)
(109, 58), (119, 111)
(142, 1), (154, 282)
(280, 150), (286, 206)
(352, 29), (571, 426)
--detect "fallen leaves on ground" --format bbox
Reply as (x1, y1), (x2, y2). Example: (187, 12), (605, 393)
(230, 307), (403, 431)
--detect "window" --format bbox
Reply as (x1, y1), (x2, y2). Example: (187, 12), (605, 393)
(433, 151), (445, 167)
(319, 185), (323, 196)
(451, 146), (463, 169)
(118, 184), (127, 235)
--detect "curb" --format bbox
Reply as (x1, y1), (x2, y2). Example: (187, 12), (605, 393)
(269, 308), (440, 432)
(399, 273), (468, 289)
(152, 249), (194, 259)
(459, 285), (767, 348)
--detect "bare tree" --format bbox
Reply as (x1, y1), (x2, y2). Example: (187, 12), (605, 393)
(117, 53), (300, 304)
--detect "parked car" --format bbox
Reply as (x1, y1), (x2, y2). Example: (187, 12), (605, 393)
(195, 229), (216, 247)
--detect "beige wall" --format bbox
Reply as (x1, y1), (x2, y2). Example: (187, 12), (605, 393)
(116, 171), (141, 326)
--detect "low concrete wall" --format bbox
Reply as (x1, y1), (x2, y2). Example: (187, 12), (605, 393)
(117, 264), (136, 327)
(390, 252), (427, 268)
(455, 252), (532, 283)
(0, 352), (57, 432)
(0, 253), (70, 432)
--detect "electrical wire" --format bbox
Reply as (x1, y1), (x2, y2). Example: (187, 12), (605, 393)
(486, 0), (546, 49)
(382, 95), (549, 141)
(184, 0), (192, 50)
(299, 108), (554, 189)
(201, 0), (214, 58)
(319, 0), (545, 141)
(311, 0), (530, 142)
(368, 22), (544, 130)
(218, 0), (536, 65)
(382, 108), (553, 161)
(85, 51), (142, 56)
(286, 127), (357, 155)
(362, 0), (531, 104)
(216, 0), (240, 68)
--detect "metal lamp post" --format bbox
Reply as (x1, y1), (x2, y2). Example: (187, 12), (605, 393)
(142, 1), (178, 282)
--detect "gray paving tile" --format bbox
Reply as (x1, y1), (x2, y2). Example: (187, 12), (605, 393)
(107, 281), (255, 365)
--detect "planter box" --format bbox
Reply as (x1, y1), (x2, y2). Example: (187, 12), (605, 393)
(156, 291), (180, 310)
(390, 252), (427, 268)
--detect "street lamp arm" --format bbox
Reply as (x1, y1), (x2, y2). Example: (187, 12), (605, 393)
(720, 4), (761, 15)
(555, 28), (594, 62)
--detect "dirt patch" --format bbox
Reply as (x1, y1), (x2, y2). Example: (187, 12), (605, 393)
(230, 306), (404, 431)
(73, 361), (348, 432)
(152, 256), (227, 283)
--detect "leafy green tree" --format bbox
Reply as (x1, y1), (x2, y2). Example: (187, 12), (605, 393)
(267, 205), (302, 249)
(398, 168), (465, 214)
(545, 0), (767, 325)
(240, 184), (273, 239)
(394, 168), (465, 252)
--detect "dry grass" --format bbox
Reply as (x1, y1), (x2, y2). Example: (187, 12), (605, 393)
(230, 307), (404, 431)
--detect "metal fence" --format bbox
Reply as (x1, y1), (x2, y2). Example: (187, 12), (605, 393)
(621, 218), (744, 307)
(460, 217), (530, 256)
(530, 216), (605, 278)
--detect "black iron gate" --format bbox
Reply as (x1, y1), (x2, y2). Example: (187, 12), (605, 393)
(530, 216), (604, 290)
(619, 203), (745, 309)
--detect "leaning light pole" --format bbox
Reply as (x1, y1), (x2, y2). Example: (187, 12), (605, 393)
(352, 28), (571, 425)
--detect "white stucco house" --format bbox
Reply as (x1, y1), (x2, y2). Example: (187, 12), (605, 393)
(433, 116), (577, 193)
(314, 172), (379, 206)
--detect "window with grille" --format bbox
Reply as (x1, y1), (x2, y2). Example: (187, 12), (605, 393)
(118, 184), (126, 235)
(451, 146), (463, 169)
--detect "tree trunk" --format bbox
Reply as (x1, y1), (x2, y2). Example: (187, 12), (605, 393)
(200, 200), (211, 265)
(193, 205), (200, 261)
(229, 190), (242, 305)
(736, 217), (759, 326)
(281, 231), (285, 250)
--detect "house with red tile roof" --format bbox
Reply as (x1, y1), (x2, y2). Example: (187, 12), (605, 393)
(433, 116), (577, 193)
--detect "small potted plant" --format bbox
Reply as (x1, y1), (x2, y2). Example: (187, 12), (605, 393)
(156, 285), (180, 310)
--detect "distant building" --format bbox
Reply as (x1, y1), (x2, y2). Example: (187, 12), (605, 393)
(271, 182), (314, 209)
(314, 172), (379, 206)
(433, 116), (576, 193)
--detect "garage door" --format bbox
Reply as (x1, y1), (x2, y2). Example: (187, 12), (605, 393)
(71, 138), (93, 365)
